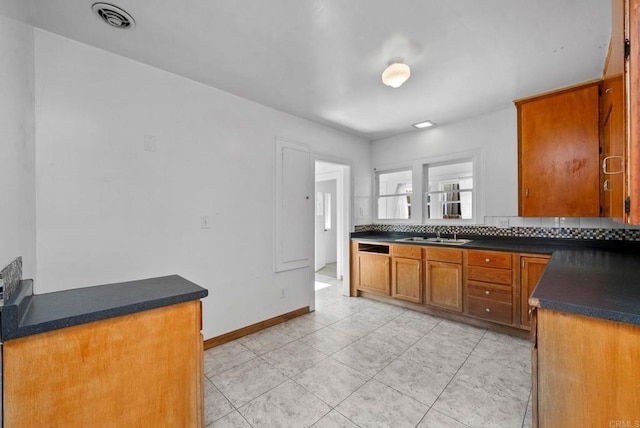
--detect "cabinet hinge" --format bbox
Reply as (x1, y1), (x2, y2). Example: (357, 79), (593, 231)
(625, 39), (631, 60)
(625, 197), (631, 215)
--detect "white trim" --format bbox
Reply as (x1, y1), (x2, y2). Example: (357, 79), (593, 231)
(312, 155), (352, 297)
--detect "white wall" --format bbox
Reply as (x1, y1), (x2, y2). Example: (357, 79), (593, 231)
(34, 30), (372, 339)
(0, 7), (36, 277)
(372, 107), (518, 219)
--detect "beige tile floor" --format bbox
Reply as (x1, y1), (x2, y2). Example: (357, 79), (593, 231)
(203, 272), (533, 428)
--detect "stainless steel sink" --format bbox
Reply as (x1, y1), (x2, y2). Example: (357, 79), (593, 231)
(395, 237), (472, 245)
(394, 237), (431, 243)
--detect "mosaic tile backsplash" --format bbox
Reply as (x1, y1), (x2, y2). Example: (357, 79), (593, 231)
(1, 256), (22, 304)
(355, 219), (640, 241)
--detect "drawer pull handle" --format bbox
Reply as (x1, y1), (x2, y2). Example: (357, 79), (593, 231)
(485, 258), (490, 263)
(485, 308), (491, 313)
(485, 290), (490, 295)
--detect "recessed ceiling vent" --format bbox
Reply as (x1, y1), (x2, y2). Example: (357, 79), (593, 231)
(92, 3), (135, 29)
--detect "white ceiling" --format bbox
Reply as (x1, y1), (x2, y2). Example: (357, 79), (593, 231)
(27, 0), (610, 141)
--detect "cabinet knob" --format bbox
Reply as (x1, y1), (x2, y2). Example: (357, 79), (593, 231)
(525, 188), (529, 198)
(485, 290), (490, 295)
(605, 87), (613, 94)
(528, 308), (533, 319)
(485, 308), (491, 313)
(485, 258), (490, 263)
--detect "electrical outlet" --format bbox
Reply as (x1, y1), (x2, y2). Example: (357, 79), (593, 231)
(144, 135), (157, 152)
(280, 288), (286, 299)
(200, 216), (210, 229)
(496, 217), (509, 228)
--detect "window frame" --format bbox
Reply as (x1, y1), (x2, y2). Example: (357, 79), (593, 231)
(423, 156), (480, 225)
(374, 167), (414, 222)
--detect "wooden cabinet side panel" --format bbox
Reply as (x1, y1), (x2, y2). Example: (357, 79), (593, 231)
(3, 302), (203, 428)
(350, 241), (359, 296)
(426, 261), (463, 312)
(518, 83), (600, 217)
(537, 309), (640, 426)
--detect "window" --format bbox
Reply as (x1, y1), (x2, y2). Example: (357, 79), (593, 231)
(376, 169), (412, 220)
(424, 161), (474, 221)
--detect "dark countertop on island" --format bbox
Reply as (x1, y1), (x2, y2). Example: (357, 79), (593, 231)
(1, 275), (208, 341)
(351, 231), (640, 326)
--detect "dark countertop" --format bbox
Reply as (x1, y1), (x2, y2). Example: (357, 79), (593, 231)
(529, 249), (640, 325)
(1, 275), (208, 341)
(351, 231), (640, 326)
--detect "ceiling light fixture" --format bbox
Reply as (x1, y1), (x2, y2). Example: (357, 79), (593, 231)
(413, 120), (436, 129)
(382, 62), (411, 88)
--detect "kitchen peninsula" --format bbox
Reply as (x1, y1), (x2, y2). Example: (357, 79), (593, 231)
(0, 259), (208, 428)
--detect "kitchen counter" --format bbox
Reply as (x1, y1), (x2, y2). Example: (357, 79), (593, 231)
(351, 231), (640, 326)
(1, 275), (208, 341)
(529, 249), (640, 325)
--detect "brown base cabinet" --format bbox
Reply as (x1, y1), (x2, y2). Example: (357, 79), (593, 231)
(391, 244), (423, 303)
(351, 240), (551, 333)
(356, 252), (391, 296)
(532, 308), (640, 426)
(426, 248), (463, 312)
(520, 256), (550, 328)
(3, 301), (204, 427)
(464, 250), (516, 326)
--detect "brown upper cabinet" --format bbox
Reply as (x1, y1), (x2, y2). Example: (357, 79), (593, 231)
(515, 81), (601, 217)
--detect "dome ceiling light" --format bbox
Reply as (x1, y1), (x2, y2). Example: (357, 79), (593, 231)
(381, 62), (411, 88)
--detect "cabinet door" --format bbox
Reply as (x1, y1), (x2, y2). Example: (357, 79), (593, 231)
(392, 257), (422, 303)
(517, 82), (600, 217)
(426, 261), (462, 312)
(520, 257), (549, 328)
(357, 253), (390, 295)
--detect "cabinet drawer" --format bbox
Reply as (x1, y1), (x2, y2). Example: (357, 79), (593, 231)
(467, 297), (513, 325)
(392, 245), (423, 260)
(467, 281), (512, 304)
(425, 247), (463, 263)
(467, 265), (513, 285)
(467, 250), (512, 269)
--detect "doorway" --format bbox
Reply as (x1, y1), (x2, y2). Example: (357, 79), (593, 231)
(314, 159), (350, 296)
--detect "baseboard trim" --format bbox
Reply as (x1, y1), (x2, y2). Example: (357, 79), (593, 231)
(203, 306), (310, 349)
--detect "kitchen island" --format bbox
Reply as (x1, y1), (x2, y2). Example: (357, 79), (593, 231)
(1, 271), (208, 427)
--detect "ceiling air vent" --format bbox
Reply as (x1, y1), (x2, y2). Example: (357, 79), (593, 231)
(92, 3), (135, 29)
